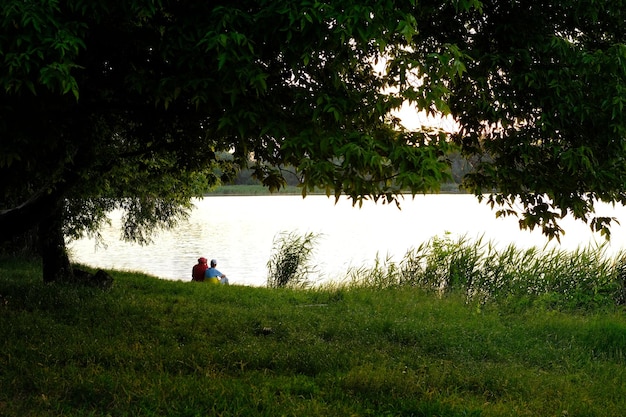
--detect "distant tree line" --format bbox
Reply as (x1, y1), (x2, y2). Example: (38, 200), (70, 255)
(227, 151), (473, 189)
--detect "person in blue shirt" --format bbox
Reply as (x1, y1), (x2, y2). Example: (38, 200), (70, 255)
(205, 259), (229, 284)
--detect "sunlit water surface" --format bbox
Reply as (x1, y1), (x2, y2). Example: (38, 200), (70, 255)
(69, 194), (626, 286)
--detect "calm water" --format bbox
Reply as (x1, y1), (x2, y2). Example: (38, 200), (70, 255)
(69, 194), (626, 286)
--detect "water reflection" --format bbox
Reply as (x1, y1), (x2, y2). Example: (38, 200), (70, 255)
(69, 194), (626, 286)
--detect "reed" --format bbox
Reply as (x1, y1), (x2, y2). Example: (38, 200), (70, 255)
(266, 231), (321, 288)
(344, 234), (625, 310)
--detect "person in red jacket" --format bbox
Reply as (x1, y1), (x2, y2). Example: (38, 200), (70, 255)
(191, 257), (208, 281)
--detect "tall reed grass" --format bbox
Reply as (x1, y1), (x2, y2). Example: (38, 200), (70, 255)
(266, 231), (320, 288)
(343, 234), (626, 310)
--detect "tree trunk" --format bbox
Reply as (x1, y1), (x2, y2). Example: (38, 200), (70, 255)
(0, 181), (76, 283)
(39, 206), (73, 283)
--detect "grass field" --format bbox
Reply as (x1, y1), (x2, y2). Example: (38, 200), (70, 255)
(1, 253), (625, 416)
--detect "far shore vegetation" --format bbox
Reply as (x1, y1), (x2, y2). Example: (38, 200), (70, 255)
(207, 153), (469, 196)
(2, 234), (626, 416)
(207, 182), (465, 196)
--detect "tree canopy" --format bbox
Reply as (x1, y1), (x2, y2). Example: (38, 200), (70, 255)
(1, 0), (625, 281)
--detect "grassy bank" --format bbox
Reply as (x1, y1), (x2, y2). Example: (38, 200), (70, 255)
(1, 256), (625, 416)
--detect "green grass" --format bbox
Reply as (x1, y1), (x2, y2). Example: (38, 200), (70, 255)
(1, 255), (625, 416)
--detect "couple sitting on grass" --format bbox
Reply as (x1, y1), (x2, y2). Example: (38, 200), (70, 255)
(192, 257), (229, 284)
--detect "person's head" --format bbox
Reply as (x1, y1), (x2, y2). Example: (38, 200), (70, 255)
(210, 259), (217, 267)
(198, 257), (207, 265)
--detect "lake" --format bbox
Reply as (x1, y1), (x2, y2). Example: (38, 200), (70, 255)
(68, 194), (626, 286)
